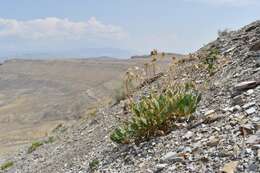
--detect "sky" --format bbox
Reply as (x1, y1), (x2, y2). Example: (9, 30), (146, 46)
(0, 0), (259, 59)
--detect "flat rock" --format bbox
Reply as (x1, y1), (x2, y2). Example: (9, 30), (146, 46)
(160, 152), (183, 163)
(234, 81), (257, 91)
(245, 107), (256, 115)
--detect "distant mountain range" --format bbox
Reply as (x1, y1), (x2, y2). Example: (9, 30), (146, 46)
(0, 47), (137, 61)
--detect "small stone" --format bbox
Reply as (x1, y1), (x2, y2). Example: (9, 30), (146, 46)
(232, 95), (244, 105)
(256, 56), (260, 67)
(245, 89), (254, 95)
(221, 161), (239, 173)
(160, 152), (183, 163)
(245, 148), (253, 154)
(205, 110), (215, 116)
(155, 164), (168, 172)
(226, 105), (242, 112)
(183, 146), (192, 153)
(248, 163), (258, 172)
(183, 131), (194, 140)
(245, 107), (256, 115)
(207, 136), (219, 147)
(168, 165), (176, 171)
(253, 144), (260, 149)
(233, 105), (242, 111)
(253, 67), (260, 73)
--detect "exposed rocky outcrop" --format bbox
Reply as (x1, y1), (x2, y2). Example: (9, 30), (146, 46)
(1, 21), (260, 173)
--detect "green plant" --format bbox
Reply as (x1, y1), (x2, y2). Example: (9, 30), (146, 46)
(27, 141), (43, 153)
(89, 159), (99, 171)
(0, 161), (14, 170)
(204, 48), (219, 75)
(110, 83), (201, 144)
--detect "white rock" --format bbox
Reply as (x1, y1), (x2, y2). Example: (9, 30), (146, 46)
(155, 164), (168, 170)
(246, 89), (254, 95)
(161, 152), (182, 162)
(205, 110), (215, 116)
(183, 131), (194, 140)
(245, 107), (256, 115)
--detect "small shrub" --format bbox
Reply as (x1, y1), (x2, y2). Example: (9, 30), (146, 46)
(45, 136), (55, 144)
(113, 84), (127, 103)
(204, 48), (219, 75)
(218, 28), (230, 37)
(27, 141), (43, 153)
(110, 83), (201, 143)
(89, 159), (99, 171)
(0, 161), (14, 170)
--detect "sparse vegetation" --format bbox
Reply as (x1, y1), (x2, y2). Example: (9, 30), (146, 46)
(45, 136), (55, 144)
(89, 159), (99, 171)
(204, 48), (219, 75)
(110, 83), (201, 144)
(150, 49), (158, 76)
(218, 28), (230, 37)
(27, 141), (43, 153)
(0, 161), (14, 170)
(113, 83), (128, 103)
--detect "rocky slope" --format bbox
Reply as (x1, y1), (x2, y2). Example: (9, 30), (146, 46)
(1, 21), (260, 173)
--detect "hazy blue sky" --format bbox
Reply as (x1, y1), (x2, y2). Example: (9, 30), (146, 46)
(0, 0), (259, 58)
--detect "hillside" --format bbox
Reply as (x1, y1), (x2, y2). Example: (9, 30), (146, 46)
(1, 21), (260, 173)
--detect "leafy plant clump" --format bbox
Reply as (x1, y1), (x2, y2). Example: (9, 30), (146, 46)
(204, 48), (219, 75)
(110, 83), (201, 144)
(89, 159), (99, 171)
(27, 141), (43, 153)
(0, 161), (14, 170)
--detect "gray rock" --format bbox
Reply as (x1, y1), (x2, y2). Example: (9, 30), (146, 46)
(155, 164), (168, 172)
(256, 56), (260, 67)
(234, 81), (257, 91)
(160, 152), (183, 163)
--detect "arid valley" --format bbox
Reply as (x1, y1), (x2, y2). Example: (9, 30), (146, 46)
(0, 54), (177, 158)
(0, 58), (137, 157)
